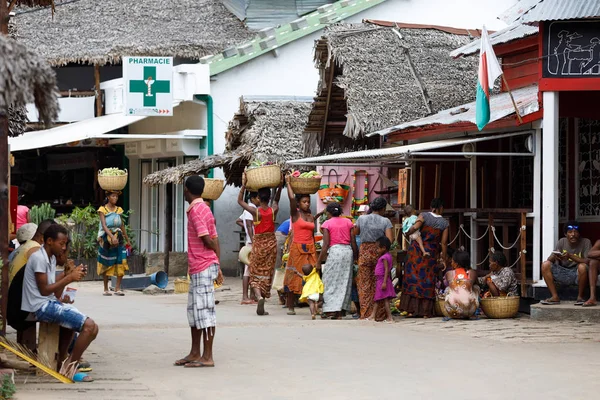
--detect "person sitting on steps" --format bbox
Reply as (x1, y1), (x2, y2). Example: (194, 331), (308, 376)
(540, 221), (591, 305)
(583, 240), (600, 307)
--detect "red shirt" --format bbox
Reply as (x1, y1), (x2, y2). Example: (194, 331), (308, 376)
(186, 198), (219, 275)
(254, 207), (275, 234)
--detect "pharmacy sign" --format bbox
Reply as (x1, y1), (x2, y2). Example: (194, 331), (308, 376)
(123, 56), (173, 116)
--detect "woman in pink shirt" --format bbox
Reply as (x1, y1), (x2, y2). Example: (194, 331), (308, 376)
(316, 202), (357, 319)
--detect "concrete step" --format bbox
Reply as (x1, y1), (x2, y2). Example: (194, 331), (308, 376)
(530, 302), (600, 322)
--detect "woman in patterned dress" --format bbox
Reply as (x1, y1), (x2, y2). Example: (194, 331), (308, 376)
(400, 198), (449, 318)
(354, 197), (394, 320)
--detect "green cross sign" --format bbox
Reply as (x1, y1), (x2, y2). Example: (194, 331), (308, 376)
(129, 66), (171, 107)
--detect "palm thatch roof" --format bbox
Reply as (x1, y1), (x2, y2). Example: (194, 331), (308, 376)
(15, 0), (255, 66)
(0, 32), (59, 131)
(144, 97), (312, 186)
(304, 21), (479, 157)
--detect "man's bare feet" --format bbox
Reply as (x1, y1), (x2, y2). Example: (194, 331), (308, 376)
(582, 300), (597, 307)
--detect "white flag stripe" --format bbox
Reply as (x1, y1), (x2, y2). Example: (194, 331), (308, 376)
(480, 26), (503, 88)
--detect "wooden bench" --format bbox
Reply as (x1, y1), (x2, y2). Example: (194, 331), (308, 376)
(36, 322), (60, 375)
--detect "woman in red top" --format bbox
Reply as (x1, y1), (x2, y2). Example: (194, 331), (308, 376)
(283, 174), (316, 315)
(238, 174), (283, 316)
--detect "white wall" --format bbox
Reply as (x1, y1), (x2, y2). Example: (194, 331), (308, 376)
(210, 0), (516, 273)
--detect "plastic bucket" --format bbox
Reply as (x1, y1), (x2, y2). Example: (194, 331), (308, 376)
(150, 271), (168, 289)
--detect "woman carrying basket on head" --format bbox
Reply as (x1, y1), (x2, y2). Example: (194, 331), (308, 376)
(98, 191), (131, 296)
(238, 173), (283, 316)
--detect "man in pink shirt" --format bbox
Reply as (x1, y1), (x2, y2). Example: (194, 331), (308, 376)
(175, 176), (222, 368)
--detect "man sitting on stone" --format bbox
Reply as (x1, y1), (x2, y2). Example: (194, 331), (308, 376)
(22, 224), (98, 379)
(540, 221), (591, 305)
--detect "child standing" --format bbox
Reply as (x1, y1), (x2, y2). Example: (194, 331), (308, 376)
(299, 264), (324, 320)
(402, 205), (430, 257)
(368, 237), (395, 322)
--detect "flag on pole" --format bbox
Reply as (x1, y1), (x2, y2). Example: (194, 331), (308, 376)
(476, 26), (503, 131)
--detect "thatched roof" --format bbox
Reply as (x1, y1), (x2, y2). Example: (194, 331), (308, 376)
(0, 33), (59, 130)
(144, 97), (312, 187)
(304, 21), (479, 156)
(15, 0), (255, 66)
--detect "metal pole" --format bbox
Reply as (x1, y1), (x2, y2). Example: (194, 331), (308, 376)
(0, 0), (10, 336)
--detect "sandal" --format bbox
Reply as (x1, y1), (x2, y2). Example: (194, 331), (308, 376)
(540, 299), (561, 305)
(103, 291), (112, 296)
(582, 301), (597, 307)
(114, 291), (125, 296)
(174, 357), (193, 366)
(287, 310), (296, 315)
(73, 372), (94, 382)
(574, 299), (585, 306)
(184, 361), (215, 368)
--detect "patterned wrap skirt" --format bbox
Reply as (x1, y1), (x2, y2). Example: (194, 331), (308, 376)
(357, 242), (388, 321)
(249, 232), (277, 298)
(322, 244), (354, 313)
(284, 242), (317, 295)
(97, 231), (129, 277)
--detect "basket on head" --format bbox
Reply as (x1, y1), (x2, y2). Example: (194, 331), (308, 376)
(289, 176), (321, 195)
(98, 169), (128, 191)
(246, 165), (281, 190)
(201, 178), (225, 200)
(480, 296), (520, 319)
(174, 278), (189, 294)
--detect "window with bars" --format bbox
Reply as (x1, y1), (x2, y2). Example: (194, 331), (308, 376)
(577, 118), (600, 218)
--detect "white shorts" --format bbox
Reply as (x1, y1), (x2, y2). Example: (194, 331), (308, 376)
(409, 230), (421, 241)
(308, 293), (320, 302)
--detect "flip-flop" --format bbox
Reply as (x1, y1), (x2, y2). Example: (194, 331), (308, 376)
(77, 367), (93, 373)
(174, 358), (193, 366)
(241, 300), (257, 305)
(582, 301), (597, 307)
(184, 361), (215, 368)
(73, 372), (94, 382)
(287, 310), (296, 315)
(103, 291), (112, 296)
(540, 299), (561, 305)
(114, 291), (125, 296)
(574, 300), (585, 306)
(256, 299), (266, 316)
(78, 360), (91, 369)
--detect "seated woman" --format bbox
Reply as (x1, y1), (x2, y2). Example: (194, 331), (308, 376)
(479, 252), (519, 298)
(443, 250), (479, 319)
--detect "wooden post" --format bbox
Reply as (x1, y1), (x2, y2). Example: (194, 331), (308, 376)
(434, 163), (441, 198)
(94, 65), (102, 117)
(37, 322), (60, 374)
(164, 182), (173, 275)
(520, 212), (527, 297)
(488, 214), (494, 256)
(458, 213), (464, 249)
(1, 0), (11, 336)
(319, 63), (336, 151)
(418, 166), (424, 211)
(502, 222), (509, 259)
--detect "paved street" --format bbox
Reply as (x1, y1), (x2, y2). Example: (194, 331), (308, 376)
(11, 279), (600, 400)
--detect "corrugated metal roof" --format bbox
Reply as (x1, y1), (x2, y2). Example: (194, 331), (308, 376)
(287, 132), (531, 164)
(369, 84), (539, 137)
(450, 23), (538, 57)
(500, 0), (600, 25)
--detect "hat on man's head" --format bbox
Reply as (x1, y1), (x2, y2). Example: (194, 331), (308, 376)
(17, 223), (38, 243)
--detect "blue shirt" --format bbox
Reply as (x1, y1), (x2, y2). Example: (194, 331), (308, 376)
(276, 219), (291, 235)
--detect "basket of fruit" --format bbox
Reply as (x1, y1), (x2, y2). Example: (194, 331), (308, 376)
(289, 170), (322, 194)
(98, 168), (128, 191)
(202, 178), (225, 200)
(245, 162), (281, 190)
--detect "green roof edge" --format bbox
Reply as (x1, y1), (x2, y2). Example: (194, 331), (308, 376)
(207, 0), (387, 76)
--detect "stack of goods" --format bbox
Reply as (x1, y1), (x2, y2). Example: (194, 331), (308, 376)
(98, 168), (128, 191)
(245, 161), (281, 190)
(289, 170), (322, 194)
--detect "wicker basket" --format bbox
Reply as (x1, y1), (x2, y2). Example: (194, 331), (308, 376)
(480, 296), (520, 319)
(174, 278), (189, 294)
(98, 169), (128, 191)
(434, 298), (449, 317)
(290, 176), (321, 194)
(246, 165), (281, 190)
(202, 178), (225, 200)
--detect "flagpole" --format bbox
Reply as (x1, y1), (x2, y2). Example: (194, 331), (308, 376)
(501, 75), (523, 124)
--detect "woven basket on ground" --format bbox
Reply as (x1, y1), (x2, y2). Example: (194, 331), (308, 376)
(480, 296), (520, 319)
(289, 176), (321, 194)
(434, 298), (449, 317)
(246, 165), (281, 190)
(174, 278), (189, 294)
(202, 178), (225, 200)
(98, 170), (128, 191)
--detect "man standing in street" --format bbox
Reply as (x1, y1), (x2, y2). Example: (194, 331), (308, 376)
(175, 176), (222, 368)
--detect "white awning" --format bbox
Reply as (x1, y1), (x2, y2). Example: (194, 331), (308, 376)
(9, 100), (195, 152)
(287, 131), (533, 165)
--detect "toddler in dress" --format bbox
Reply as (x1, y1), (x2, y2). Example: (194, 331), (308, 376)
(299, 264), (324, 320)
(368, 237), (395, 323)
(403, 205), (430, 257)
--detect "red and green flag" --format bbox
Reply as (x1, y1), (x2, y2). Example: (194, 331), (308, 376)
(476, 26), (503, 131)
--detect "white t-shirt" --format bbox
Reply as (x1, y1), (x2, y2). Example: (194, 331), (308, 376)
(22, 246), (57, 313)
(240, 203), (256, 245)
